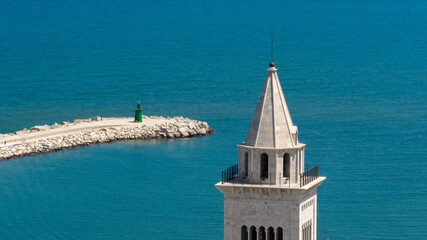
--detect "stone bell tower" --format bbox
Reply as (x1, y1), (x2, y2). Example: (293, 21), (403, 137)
(215, 62), (326, 240)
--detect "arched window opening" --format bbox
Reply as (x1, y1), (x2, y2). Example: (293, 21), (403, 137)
(259, 227), (266, 240)
(250, 226), (257, 240)
(260, 153), (268, 179)
(283, 153), (290, 178)
(244, 152), (249, 177)
(241, 226), (248, 240)
(276, 228), (283, 240)
(268, 227), (275, 240)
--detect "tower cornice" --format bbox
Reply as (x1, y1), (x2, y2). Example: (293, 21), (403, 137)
(237, 143), (306, 150)
(215, 177), (326, 194)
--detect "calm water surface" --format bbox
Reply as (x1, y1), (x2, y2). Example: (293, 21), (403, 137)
(0, 0), (426, 239)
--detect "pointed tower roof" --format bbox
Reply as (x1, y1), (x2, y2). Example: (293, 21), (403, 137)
(244, 62), (298, 148)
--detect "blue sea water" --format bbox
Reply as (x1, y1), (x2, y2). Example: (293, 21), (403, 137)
(1, 0), (426, 239)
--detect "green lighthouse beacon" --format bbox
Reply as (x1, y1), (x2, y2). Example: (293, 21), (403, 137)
(134, 101), (142, 122)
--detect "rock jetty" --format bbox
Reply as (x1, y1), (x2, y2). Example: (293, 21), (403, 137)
(0, 116), (213, 160)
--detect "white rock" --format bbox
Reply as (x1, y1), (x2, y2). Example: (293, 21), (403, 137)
(179, 129), (189, 137)
(15, 129), (29, 135)
(91, 116), (102, 121)
(30, 125), (50, 132)
(200, 122), (209, 129)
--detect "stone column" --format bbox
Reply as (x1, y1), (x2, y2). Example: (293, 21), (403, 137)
(296, 152), (300, 185)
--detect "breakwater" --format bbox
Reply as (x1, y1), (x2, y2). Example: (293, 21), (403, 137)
(0, 116), (213, 160)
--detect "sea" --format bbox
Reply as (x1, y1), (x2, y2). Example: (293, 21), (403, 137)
(0, 0), (426, 239)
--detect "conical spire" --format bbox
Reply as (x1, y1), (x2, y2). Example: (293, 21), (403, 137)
(244, 63), (298, 148)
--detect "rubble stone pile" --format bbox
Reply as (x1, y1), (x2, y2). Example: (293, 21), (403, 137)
(0, 116), (213, 160)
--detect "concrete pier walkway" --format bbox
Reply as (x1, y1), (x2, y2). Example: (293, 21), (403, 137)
(0, 116), (213, 160)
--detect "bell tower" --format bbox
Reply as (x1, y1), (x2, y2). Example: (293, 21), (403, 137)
(216, 63), (326, 240)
